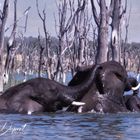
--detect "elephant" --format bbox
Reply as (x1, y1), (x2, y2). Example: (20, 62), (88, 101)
(125, 94), (140, 112)
(124, 77), (140, 112)
(67, 61), (140, 113)
(0, 64), (100, 114)
(124, 77), (140, 95)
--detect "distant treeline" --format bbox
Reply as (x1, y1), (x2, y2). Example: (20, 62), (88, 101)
(3, 36), (140, 77)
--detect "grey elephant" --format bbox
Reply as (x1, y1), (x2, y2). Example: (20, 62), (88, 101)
(0, 65), (100, 114)
(67, 61), (140, 113)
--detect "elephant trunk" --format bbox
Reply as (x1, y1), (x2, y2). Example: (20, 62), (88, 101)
(61, 65), (101, 102)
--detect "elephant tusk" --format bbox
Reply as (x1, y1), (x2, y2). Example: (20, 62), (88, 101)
(72, 101), (85, 106)
(131, 83), (140, 91)
(27, 110), (33, 115)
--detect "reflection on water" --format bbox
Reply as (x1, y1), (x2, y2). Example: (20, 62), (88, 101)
(0, 112), (140, 140)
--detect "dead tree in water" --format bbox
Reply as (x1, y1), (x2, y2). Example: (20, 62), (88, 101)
(110, 0), (127, 62)
(90, 0), (127, 64)
(90, 0), (110, 64)
(72, 0), (90, 67)
(55, 0), (72, 83)
(21, 37), (38, 82)
(4, 0), (31, 84)
(55, 0), (88, 82)
(36, 0), (52, 79)
(0, 0), (9, 92)
(37, 34), (44, 77)
(4, 0), (19, 84)
(122, 1), (131, 67)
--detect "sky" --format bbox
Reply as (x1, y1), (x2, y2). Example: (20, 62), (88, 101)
(0, 0), (140, 43)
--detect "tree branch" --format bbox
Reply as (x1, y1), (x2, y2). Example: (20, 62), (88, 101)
(120, 0), (127, 19)
(5, 6), (31, 32)
(65, 0), (86, 33)
(7, 0), (17, 47)
(2, 0), (9, 21)
(109, 0), (114, 17)
(90, 0), (99, 27)
(0, 10), (2, 19)
(36, 0), (44, 21)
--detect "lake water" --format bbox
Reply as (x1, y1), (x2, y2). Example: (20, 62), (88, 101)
(0, 112), (140, 140)
(1, 72), (140, 140)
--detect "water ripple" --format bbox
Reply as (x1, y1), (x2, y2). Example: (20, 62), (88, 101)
(0, 112), (140, 140)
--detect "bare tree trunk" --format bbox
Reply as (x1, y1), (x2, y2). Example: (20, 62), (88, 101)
(77, 0), (86, 66)
(37, 34), (44, 77)
(4, 0), (18, 84)
(4, 0), (30, 85)
(96, 24), (108, 64)
(55, 36), (64, 82)
(110, 0), (127, 62)
(0, 0), (9, 92)
(91, 0), (109, 64)
(79, 37), (85, 65)
(137, 55), (140, 73)
(54, 0), (88, 83)
(69, 0), (88, 68)
(111, 0), (120, 62)
(36, 0), (52, 79)
(122, 1), (130, 67)
(55, 0), (70, 83)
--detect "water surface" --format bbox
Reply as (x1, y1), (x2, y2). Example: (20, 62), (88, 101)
(0, 112), (140, 140)
(1, 72), (140, 140)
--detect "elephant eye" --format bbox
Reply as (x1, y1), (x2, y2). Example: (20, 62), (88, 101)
(114, 72), (124, 82)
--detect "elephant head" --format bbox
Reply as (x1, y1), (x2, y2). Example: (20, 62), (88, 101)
(67, 61), (140, 113)
(69, 62), (140, 94)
